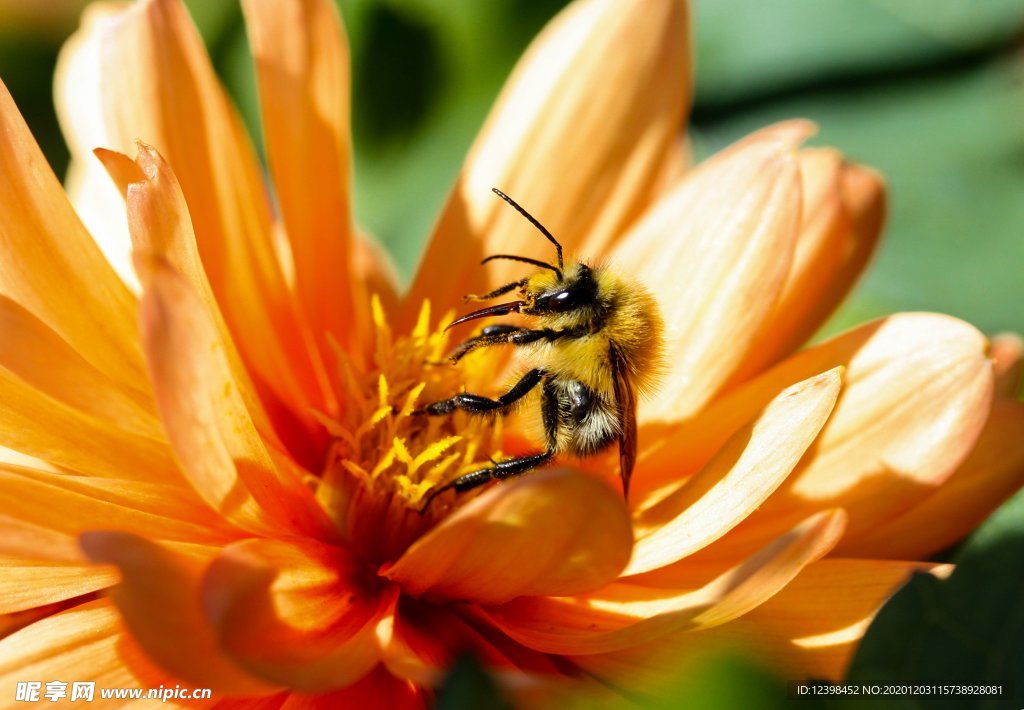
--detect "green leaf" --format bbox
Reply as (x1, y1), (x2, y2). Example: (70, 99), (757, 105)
(847, 486), (1024, 709)
(694, 0), (1024, 106)
(435, 654), (513, 710)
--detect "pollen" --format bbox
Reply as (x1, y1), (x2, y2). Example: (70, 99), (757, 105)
(311, 297), (504, 560)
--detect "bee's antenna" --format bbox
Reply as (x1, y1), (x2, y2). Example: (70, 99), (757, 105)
(481, 254), (562, 279)
(491, 188), (564, 275)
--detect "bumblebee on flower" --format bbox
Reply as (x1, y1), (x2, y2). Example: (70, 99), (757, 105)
(0, 0), (1019, 706)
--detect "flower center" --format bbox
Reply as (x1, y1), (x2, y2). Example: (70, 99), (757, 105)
(312, 297), (506, 563)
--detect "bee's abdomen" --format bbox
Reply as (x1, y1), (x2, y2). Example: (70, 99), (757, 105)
(547, 377), (619, 456)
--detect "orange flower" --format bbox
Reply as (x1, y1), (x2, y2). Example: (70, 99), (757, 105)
(0, 0), (1021, 704)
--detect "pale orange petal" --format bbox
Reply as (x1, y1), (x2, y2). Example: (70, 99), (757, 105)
(63, 156), (139, 292)
(0, 79), (145, 392)
(201, 538), (395, 693)
(610, 132), (803, 423)
(478, 509), (845, 655)
(695, 559), (948, 681)
(56, 0), (333, 424)
(402, 0), (691, 324)
(576, 558), (942, 683)
(0, 600), (179, 701)
(625, 369), (841, 575)
(991, 332), (1022, 396)
(640, 313), (993, 558)
(137, 256), (334, 538)
(383, 469), (632, 605)
(79, 532), (275, 694)
(726, 149), (886, 384)
(840, 399), (1024, 558)
(242, 0), (368, 357)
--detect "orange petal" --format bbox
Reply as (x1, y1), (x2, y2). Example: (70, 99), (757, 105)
(640, 313), (993, 557)
(0, 513), (118, 614)
(726, 149), (886, 384)
(0, 562), (118, 615)
(79, 531), (275, 694)
(0, 367), (178, 481)
(0, 465), (240, 546)
(0, 600), (178, 693)
(402, 0), (691, 325)
(383, 468), (632, 605)
(840, 399), (1024, 558)
(0, 295), (162, 439)
(279, 667), (425, 710)
(201, 538), (396, 692)
(991, 332), (1022, 396)
(478, 509), (845, 655)
(137, 256), (334, 538)
(56, 0), (334, 425)
(610, 130), (803, 423)
(0, 79), (145, 392)
(242, 0), (368, 357)
(625, 369), (841, 575)
(352, 233), (401, 318)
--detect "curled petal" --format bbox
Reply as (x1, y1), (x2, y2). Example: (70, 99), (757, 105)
(79, 533), (275, 694)
(201, 538), (396, 692)
(625, 368), (841, 575)
(404, 0), (691, 323)
(727, 149), (886, 384)
(479, 510), (845, 655)
(138, 256), (333, 538)
(383, 469), (632, 605)
(841, 399), (1024, 558)
(611, 131), (803, 423)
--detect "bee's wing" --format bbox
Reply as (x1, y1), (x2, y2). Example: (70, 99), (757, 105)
(610, 347), (638, 499)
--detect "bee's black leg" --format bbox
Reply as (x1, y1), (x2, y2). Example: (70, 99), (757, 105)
(463, 279), (528, 302)
(419, 449), (556, 514)
(416, 368), (545, 416)
(448, 324), (520, 362)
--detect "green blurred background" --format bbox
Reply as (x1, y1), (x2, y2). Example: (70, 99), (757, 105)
(1, 0), (1022, 337)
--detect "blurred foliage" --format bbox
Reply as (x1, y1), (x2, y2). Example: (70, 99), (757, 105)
(847, 486), (1024, 709)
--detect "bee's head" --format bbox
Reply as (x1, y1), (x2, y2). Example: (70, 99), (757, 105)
(445, 189), (606, 331)
(521, 262), (598, 317)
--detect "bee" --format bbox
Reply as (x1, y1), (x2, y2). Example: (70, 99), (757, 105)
(418, 188), (663, 512)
